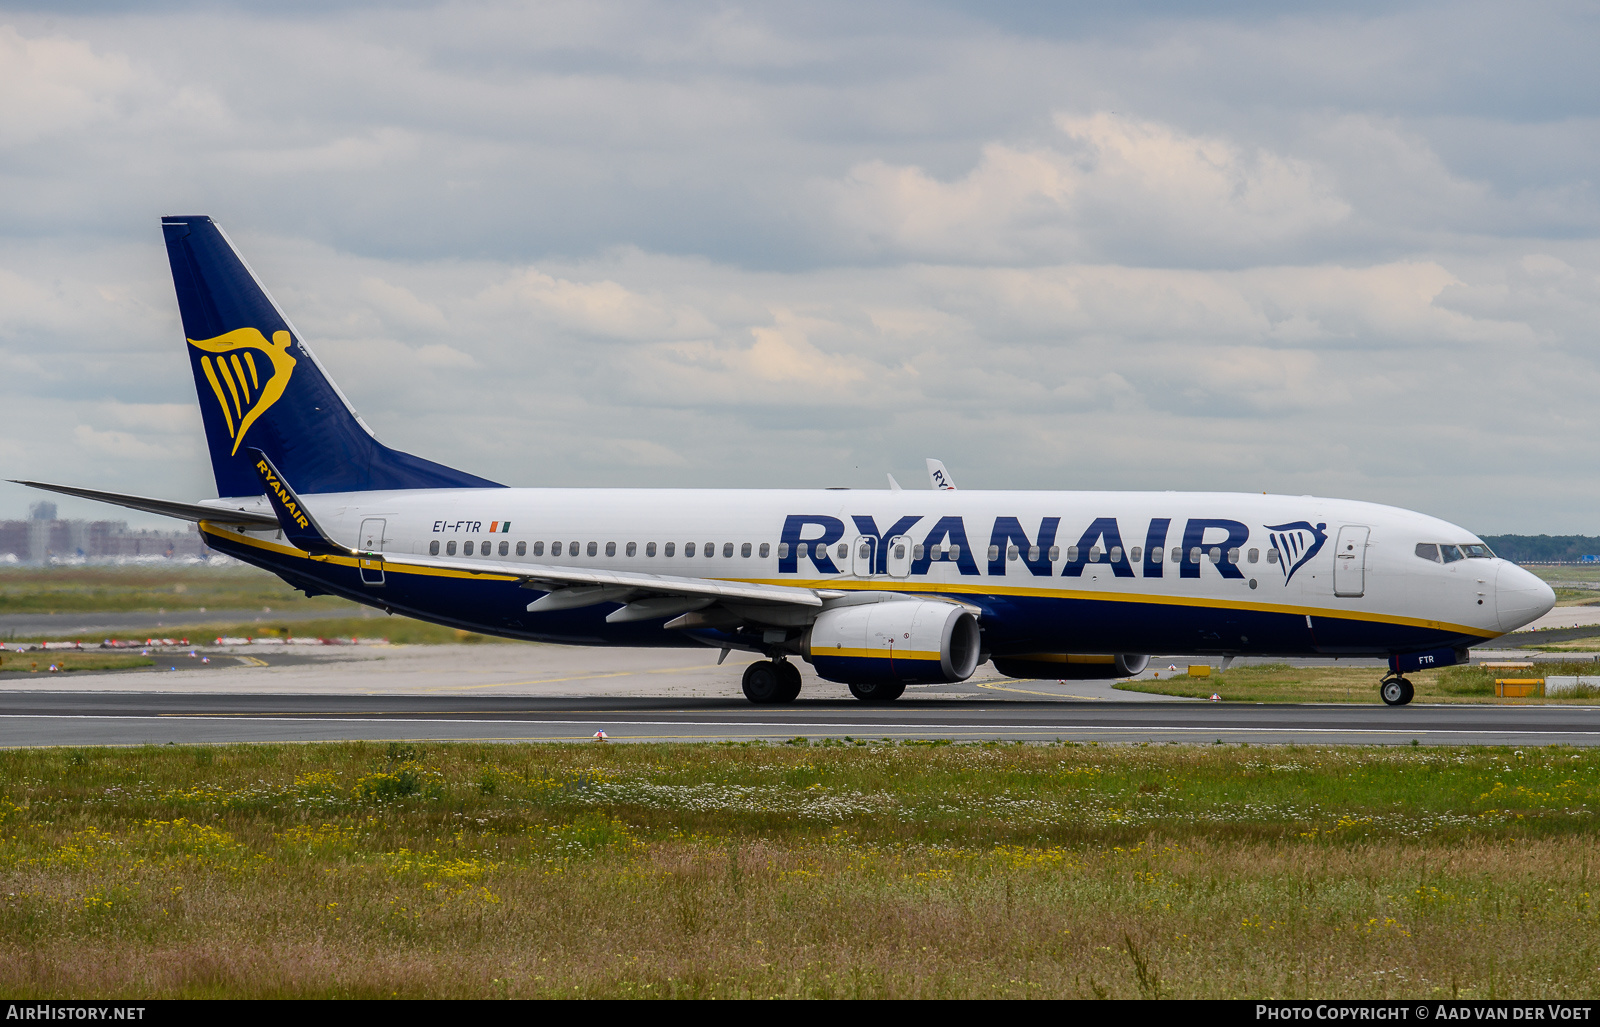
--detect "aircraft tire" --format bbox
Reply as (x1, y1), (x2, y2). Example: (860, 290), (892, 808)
(848, 680), (906, 702)
(742, 661), (786, 704)
(776, 661), (803, 703)
(1380, 677), (1414, 706)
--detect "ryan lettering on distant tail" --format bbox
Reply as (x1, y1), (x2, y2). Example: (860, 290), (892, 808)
(189, 328), (297, 455)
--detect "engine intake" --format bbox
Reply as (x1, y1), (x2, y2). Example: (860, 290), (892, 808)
(992, 653), (1149, 680)
(805, 600), (981, 685)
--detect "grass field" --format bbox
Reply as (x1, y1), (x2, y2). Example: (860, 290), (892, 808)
(0, 652), (155, 675)
(1, 741), (1597, 999)
(0, 564), (356, 618)
(1116, 662), (1600, 704)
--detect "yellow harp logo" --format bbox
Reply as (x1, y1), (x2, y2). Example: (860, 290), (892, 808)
(189, 328), (297, 456)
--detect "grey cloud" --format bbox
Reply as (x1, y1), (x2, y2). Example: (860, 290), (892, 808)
(1, 2), (1599, 534)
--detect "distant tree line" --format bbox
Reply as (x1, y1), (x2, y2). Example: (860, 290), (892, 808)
(1478, 535), (1600, 563)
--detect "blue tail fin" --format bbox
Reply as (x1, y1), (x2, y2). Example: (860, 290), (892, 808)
(161, 215), (503, 498)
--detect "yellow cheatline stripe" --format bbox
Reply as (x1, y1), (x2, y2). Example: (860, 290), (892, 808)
(230, 353), (253, 403)
(200, 358), (236, 438)
(244, 350), (260, 389)
(736, 576), (1498, 638)
(199, 524), (1497, 639)
(816, 647), (941, 661)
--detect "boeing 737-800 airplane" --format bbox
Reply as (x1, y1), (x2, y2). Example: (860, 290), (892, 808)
(15, 216), (1556, 706)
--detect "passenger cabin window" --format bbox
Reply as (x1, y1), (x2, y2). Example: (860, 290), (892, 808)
(533, 541), (544, 556)
(664, 542), (675, 557)
(516, 541), (526, 556)
(1266, 548), (1279, 564)
(1441, 545), (1465, 563)
(1247, 548), (1258, 563)
(775, 543), (786, 559)
(1415, 543), (1441, 563)
(1189, 547), (1202, 563)
(1109, 546), (1123, 562)
(446, 541), (457, 556)
(1150, 547), (1162, 564)
(429, 540), (440, 555)
(1089, 546), (1102, 562)
(795, 543), (805, 558)
(1127, 546), (1138, 563)
(1029, 545), (1041, 562)
(1007, 545), (1019, 561)
(1067, 546), (1079, 562)
(686, 542), (697, 557)
(912, 544), (925, 560)
(1209, 547), (1221, 563)
(742, 543), (752, 558)
(836, 543), (847, 560)
(646, 542), (656, 557)
(552, 541), (562, 556)
(626, 542), (636, 557)
(1227, 547), (1240, 564)
(464, 541), (474, 556)
(1048, 546), (1060, 561)
(588, 541), (598, 557)
(499, 541), (509, 557)
(760, 543), (770, 558)
(705, 542), (715, 558)
(605, 542), (616, 557)
(724, 542), (734, 558)
(893, 543), (906, 559)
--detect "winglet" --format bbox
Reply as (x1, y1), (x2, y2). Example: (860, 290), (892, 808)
(925, 458), (957, 490)
(248, 448), (348, 556)
(886, 473), (903, 492)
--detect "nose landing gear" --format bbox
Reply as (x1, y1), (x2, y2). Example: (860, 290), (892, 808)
(1380, 675), (1414, 706)
(742, 658), (803, 704)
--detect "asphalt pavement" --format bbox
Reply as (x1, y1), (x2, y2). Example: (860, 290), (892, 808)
(1, 643), (1597, 747)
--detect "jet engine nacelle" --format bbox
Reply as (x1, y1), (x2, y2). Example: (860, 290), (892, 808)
(804, 600), (981, 685)
(991, 653), (1150, 680)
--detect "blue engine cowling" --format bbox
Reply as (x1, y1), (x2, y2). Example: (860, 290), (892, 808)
(992, 653), (1150, 680)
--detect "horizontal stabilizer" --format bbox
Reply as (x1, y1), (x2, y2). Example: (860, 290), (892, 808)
(9, 480), (277, 528)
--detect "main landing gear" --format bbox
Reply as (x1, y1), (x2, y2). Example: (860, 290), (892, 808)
(1380, 675), (1415, 707)
(742, 659), (803, 704)
(847, 680), (905, 702)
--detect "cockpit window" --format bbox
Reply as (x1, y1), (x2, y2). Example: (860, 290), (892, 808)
(1440, 545), (1465, 563)
(1462, 544), (1494, 559)
(1414, 543), (1440, 563)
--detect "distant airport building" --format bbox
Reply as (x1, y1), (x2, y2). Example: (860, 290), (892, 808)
(0, 509), (210, 564)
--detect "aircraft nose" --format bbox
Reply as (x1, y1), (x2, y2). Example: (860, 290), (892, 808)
(1495, 562), (1555, 633)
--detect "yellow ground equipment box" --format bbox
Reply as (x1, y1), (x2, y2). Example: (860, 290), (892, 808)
(1187, 665), (1211, 678)
(1494, 678), (1544, 698)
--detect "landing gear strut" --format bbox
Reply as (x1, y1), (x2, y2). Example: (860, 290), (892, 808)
(743, 659), (802, 704)
(1380, 675), (1414, 707)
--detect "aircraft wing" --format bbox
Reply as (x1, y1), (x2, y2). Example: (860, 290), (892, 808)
(377, 551), (825, 609)
(10, 480), (279, 528)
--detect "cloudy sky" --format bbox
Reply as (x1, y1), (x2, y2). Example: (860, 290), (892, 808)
(1, 1), (1597, 533)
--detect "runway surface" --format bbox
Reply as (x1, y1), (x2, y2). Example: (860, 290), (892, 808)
(3, 691), (1600, 747)
(3, 643), (1599, 747)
